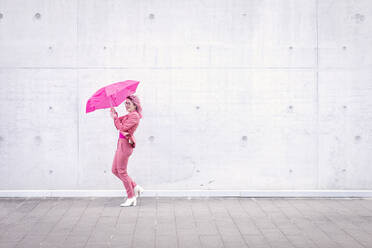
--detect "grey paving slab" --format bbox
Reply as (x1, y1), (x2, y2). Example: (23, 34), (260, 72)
(285, 234), (318, 248)
(199, 234), (224, 248)
(156, 234), (178, 248)
(1, 197), (372, 248)
(178, 235), (201, 248)
(220, 234), (248, 248)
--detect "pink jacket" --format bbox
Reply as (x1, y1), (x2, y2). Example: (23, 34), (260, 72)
(113, 111), (140, 148)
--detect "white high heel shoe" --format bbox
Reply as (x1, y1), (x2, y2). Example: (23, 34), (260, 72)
(134, 185), (145, 198)
(120, 196), (137, 207)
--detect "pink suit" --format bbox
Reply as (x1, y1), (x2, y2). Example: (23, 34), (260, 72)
(112, 111), (140, 198)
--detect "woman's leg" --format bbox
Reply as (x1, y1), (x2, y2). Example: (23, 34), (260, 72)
(111, 141), (120, 179)
(116, 140), (136, 198)
(113, 154), (136, 194)
(131, 180), (137, 189)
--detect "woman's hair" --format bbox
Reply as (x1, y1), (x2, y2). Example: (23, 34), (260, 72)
(127, 95), (142, 118)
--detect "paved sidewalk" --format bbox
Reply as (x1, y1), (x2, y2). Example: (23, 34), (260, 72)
(0, 197), (372, 248)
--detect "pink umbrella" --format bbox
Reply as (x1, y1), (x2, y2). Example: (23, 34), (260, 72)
(86, 80), (140, 113)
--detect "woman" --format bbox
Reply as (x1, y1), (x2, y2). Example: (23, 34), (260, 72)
(110, 94), (144, 207)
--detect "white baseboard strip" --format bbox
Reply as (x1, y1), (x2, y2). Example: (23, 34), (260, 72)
(0, 190), (372, 198)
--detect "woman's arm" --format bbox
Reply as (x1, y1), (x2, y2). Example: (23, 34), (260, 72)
(110, 108), (126, 133)
(113, 113), (139, 132)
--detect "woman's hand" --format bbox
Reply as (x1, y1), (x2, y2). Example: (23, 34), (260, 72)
(120, 131), (129, 137)
(110, 107), (118, 119)
(110, 111), (117, 119)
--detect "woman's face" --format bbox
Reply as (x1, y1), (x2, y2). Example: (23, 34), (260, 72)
(125, 99), (136, 112)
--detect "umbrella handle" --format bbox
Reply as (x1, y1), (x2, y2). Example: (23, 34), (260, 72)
(109, 97), (118, 117)
(109, 95), (114, 108)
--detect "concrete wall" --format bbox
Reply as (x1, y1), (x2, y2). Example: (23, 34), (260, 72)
(1, 0), (372, 197)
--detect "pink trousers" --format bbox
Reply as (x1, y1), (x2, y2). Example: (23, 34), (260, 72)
(112, 138), (137, 198)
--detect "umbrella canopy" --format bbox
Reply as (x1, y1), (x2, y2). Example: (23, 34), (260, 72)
(86, 80), (140, 113)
